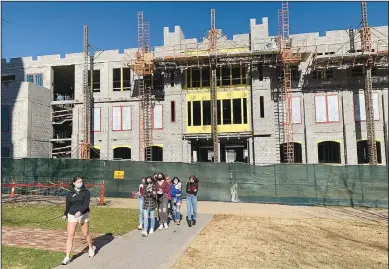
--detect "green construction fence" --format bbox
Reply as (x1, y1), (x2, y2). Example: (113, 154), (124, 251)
(1, 158), (387, 208)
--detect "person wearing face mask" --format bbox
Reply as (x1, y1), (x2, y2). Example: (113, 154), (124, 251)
(186, 175), (199, 227)
(141, 176), (158, 237)
(61, 176), (95, 265)
(137, 177), (146, 230)
(170, 177), (182, 224)
(156, 172), (170, 229)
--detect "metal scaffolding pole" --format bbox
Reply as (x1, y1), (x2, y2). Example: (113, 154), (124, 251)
(360, 1), (377, 165)
(80, 25), (91, 160)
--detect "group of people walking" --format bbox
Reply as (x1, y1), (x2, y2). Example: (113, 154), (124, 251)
(136, 173), (199, 237)
(60, 173), (199, 265)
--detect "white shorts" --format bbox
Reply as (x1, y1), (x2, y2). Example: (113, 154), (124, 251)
(67, 212), (90, 223)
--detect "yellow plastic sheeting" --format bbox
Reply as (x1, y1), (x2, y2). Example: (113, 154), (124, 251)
(147, 144), (163, 148)
(186, 90), (250, 134)
(112, 145), (131, 149)
(316, 140), (342, 144)
(356, 139), (381, 142)
(184, 47), (248, 55)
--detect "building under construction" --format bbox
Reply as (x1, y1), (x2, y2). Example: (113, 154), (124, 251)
(1, 2), (388, 165)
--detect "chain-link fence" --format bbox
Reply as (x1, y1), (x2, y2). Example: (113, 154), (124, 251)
(1, 158), (387, 208)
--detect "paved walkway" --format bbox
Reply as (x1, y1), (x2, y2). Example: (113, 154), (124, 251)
(52, 214), (213, 269)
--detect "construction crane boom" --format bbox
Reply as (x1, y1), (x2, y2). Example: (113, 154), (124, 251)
(360, 1), (377, 165)
(80, 25), (91, 160)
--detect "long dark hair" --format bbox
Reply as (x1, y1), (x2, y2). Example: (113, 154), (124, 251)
(189, 175), (199, 184)
(70, 175), (86, 191)
(156, 172), (165, 181)
(145, 176), (154, 184)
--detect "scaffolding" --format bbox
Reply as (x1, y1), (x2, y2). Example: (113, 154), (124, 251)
(309, 2), (387, 164)
(209, 9), (220, 163)
(275, 1), (302, 164)
(138, 3), (386, 164)
(80, 25), (91, 160)
(360, 1), (377, 165)
(130, 12), (154, 162)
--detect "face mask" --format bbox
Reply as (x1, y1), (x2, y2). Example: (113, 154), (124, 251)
(75, 182), (83, 189)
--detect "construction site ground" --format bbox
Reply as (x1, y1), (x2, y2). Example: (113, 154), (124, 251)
(4, 195), (388, 222)
(105, 198), (388, 222)
(2, 197), (388, 269)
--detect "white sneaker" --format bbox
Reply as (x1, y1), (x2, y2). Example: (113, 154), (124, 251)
(137, 224), (143, 230)
(158, 224), (163, 230)
(164, 223), (169, 229)
(149, 229), (154, 234)
(61, 257), (71, 265)
(141, 230), (148, 237)
(88, 245), (96, 257)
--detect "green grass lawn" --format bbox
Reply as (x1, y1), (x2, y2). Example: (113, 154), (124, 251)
(2, 204), (140, 269)
(2, 245), (64, 269)
(2, 204), (139, 235)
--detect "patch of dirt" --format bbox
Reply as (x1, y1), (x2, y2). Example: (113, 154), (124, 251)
(173, 215), (388, 269)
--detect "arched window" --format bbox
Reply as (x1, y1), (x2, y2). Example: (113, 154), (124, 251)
(113, 147), (131, 160)
(356, 140), (382, 164)
(145, 146), (163, 162)
(280, 142), (303, 163)
(318, 141), (341, 163)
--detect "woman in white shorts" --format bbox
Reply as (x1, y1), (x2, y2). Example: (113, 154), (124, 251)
(61, 176), (95, 265)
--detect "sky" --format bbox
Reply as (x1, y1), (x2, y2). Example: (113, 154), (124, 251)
(1, 1), (388, 59)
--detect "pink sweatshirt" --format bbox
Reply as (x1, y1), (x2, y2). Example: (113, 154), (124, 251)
(157, 180), (170, 195)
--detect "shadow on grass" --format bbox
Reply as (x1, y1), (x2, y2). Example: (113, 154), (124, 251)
(71, 233), (115, 261)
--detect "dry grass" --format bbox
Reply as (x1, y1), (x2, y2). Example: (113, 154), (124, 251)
(173, 215), (388, 269)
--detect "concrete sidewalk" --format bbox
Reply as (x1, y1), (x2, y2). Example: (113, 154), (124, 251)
(54, 214), (213, 269)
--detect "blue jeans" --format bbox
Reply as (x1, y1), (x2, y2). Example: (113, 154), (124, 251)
(186, 195), (197, 221)
(143, 208), (155, 232)
(138, 197), (144, 225)
(172, 197), (182, 221)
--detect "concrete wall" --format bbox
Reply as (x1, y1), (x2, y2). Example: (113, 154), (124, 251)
(1, 82), (51, 158)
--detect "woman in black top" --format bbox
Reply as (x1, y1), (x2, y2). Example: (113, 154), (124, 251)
(61, 176), (95, 265)
(186, 175), (199, 227)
